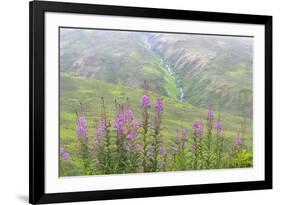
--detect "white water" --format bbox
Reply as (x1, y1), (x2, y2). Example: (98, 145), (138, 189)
(165, 64), (175, 79)
(143, 37), (185, 102)
(161, 60), (186, 102)
(179, 88), (184, 101)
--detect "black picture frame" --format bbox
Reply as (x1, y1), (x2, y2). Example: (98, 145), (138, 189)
(29, 0), (272, 204)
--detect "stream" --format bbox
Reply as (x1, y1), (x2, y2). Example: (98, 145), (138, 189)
(144, 37), (185, 102)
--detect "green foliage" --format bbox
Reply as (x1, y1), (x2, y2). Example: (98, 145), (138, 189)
(59, 73), (253, 176)
(233, 149), (253, 168)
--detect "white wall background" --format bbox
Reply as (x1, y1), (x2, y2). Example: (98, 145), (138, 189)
(0, 0), (279, 204)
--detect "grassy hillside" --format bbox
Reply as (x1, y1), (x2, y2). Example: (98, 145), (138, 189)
(60, 72), (252, 175)
(60, 29), (177, 98)
(60, 28), (253, 117)
(148, 34), (253, 117)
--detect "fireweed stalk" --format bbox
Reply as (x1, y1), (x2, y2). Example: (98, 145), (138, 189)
(93, 118), (106, 172)
(180, 128), (188, 169)
(214, 118), (224, 168)
(60, 147), (70, 160)
(172, 145), (179, 169)
(60, 147), (70, 175)
(115, 105), (128, 173)
(93, 97), (112, 174)
(124, 102), (142, 173)
(76, 111), (93, 175)
(141, 81), (151, 172)
(102, 97), (112, 173)
(234, 134), (243, 155)
(192, 120), (204, 169)
(115, 101), (142, 173)
(205, 107), (214, 168)
(159, 144), (168, 171)
(173, 128), (188, 170)
(233, 134), (243, 167)
(151, 98), (164, 171)
(227, 133), (243, 168)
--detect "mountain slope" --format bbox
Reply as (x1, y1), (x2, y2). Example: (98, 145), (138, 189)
(60, 28), (253, 117)
(60, 29), (177, 98)
(147, 33), (253, 117)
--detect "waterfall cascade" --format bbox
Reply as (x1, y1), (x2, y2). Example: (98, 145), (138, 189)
(144, 37), (186, 102)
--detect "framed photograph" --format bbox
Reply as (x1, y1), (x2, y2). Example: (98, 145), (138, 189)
(29, 0), (272, 204)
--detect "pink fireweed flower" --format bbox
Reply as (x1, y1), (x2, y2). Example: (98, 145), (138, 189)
(60, 148), (70, 160)
(114, 113), (126, 135)
(114, 109), (137, 135)
(141, 95), (151, 108)
(127, 129), (138, 140)
(93, 122), (105, 150)
(159, 144), (167, 156)
(62, 152), (70, 160)
(124, 109), (134, 121)
(235, 136), (243, 147)
(206, 106), (214, 120)
(95, 120), (106, 139)
(76, 115), (88, 143)
(155, 98), (164, 112)
(130, 120), (142, 127)
(115, 108), (140, 137)
(192, 120), (204, 136)
(214, 120), (222, 131)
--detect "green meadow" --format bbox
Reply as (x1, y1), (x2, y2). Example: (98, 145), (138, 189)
(60, 72), (252, 176)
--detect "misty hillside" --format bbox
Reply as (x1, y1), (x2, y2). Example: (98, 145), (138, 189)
(60, 28), (253, 117)
(147, 33), (253, 117)
(60, 29), (174, 97)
